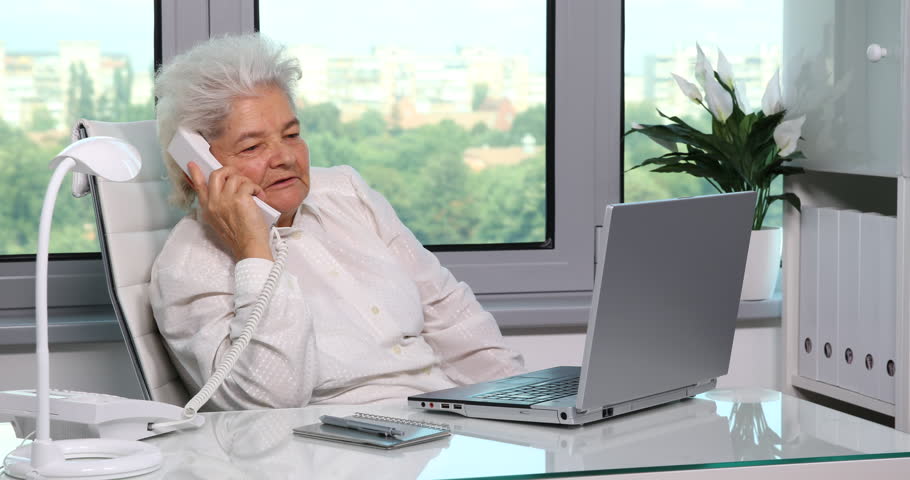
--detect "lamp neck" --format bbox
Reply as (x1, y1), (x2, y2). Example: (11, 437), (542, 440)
(34, 157), (75, 448)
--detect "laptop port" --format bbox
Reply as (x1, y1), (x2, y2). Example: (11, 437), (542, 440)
(603, 407), (613, 418)
(441, 403), (450, 409)
(453, 404), (463, 410)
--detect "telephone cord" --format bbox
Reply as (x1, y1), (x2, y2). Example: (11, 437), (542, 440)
(0, 430), (35, 476)
(150, 227), (288, 432)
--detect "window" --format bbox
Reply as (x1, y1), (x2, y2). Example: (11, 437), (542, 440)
(259, 0), (550, 249)
(0, 0), (156, 256)
(1, 1), (613, 321)
(622, 0), (783, 226)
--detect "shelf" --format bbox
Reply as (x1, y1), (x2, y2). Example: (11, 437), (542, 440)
(737, 291), (781, 321)
(791, 375), (895, 417)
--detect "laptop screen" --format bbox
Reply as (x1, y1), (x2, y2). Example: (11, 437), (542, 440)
(576, 192), (755, 410)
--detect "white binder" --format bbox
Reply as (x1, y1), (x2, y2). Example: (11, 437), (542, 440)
(857, 212), (882, 398)
(798, 207), (819, 380)
(835, 210), (861, 393)
(816, 208), (839, 386)
(875, 215), (897, 403)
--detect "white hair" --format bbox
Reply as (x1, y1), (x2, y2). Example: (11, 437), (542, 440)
(155, 34), (302, 209)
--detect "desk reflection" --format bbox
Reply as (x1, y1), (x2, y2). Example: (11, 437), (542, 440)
(423, 396), (734, 472)
(124, 389), (910, 480)
(144, 407), (448, 479)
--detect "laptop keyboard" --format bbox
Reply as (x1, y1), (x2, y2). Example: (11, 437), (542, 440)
(474, 376), (579, 403)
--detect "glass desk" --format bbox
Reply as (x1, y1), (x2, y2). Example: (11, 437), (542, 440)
(2, 389), (910, 479)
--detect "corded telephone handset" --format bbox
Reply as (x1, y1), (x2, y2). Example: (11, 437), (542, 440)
(0, 127), (289, 443)
(168, 126), (281, 226)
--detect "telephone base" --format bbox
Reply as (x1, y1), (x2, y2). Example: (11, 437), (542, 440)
(0, 389), (204, 441)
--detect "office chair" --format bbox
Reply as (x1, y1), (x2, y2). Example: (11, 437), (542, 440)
(78, 119), (190, 406)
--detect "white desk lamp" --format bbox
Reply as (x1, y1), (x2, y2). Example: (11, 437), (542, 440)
(3, 137), (162, 479)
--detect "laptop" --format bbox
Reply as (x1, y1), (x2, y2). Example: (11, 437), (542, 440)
(408, 192), (756, 425)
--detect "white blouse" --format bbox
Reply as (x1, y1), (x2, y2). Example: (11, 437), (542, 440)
(149, 165), (524, 410)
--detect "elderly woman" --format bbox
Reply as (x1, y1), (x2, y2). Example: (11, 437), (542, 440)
(149, 34), (524, 411)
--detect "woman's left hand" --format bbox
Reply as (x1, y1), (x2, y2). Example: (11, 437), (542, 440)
(188, 161), (273, 261)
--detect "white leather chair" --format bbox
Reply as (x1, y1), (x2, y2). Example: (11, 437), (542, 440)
(77, 119), (190, 406)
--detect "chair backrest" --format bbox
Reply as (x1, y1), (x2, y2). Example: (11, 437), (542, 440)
(78, 119), (190, 406)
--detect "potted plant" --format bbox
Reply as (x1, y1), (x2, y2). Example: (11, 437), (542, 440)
(626, 45), (806, 301)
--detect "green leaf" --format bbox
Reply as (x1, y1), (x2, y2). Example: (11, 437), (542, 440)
(782, 150), (806, 160)
(626, 155), (687, 172)
(768, 192), (801, 211)
(770, 165), (805, 176)
(745, 110), (785, 153)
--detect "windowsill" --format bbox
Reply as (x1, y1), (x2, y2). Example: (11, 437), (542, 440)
(487, 291), (782, 332)
(0, 293), (782, 346)
(0, 305), (122, 346)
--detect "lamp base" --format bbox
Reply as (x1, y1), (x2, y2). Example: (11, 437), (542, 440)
(3, 438), (161, 479)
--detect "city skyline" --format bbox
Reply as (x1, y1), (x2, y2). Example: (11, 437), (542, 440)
(0, 41), (548, 140)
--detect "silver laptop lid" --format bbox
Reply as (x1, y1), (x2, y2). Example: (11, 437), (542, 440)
(577, 192), (756, 411)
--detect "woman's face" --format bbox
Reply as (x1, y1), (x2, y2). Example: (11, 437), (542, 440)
(208, 84), (310, 227)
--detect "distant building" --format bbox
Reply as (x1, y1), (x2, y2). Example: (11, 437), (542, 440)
(0, 42), (5, 121)
(1, 41), (153, 130)
(289, 44), (329, 105)
(463, 144), (542, 172)
(2, 41), (540, 134)
(290, 44), (541, 128)
(391, 96), (515, 132)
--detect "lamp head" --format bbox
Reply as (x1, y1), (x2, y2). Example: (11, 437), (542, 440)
(50, 136), (141, 182)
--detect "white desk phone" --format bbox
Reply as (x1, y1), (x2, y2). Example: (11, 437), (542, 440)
(0, 390), (204, 441)
(0, 127), (288, 443)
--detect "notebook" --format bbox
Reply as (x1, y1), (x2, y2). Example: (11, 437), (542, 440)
(408, 192), (755, 425)
(292, 413), (451, 450)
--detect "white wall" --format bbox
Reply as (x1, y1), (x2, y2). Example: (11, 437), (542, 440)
(0, 320), (780, 399)
(502, 320), (782, 391)
(0, 342), (143, 398)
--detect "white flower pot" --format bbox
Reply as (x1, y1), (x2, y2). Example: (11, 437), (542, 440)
(741, 227), (782, 301)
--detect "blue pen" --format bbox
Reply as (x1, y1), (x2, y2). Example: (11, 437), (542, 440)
(320, 415), (404, 437)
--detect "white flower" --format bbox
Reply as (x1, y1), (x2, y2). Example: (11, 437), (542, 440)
(704, 75), (733, 123)
(716, 49), (734, 89)
(734, 80), (751, 112)
(632, 122), (678, 152)
(761, 69), (783, 115)
(694, 43), (713, 89)
(671, 73), (703, 103)
(773, 115), (806, 157)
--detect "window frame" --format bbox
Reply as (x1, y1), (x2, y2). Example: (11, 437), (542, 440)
(255, 0), (620, 296)
(0, 0), (621, 325)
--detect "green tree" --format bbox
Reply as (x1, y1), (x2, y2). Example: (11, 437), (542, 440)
(95, 64), (153, 122)
(300, 103), (342, 137)
(471, 153), (546, 243)
(66, 62), (95, 127)
(29, 106), (57, 131)
(509, 104), (545, 145)
(468, 122), (512, 147)
(0, 120), (97, 254)
(345, 109), (386, 140)
(297, 101), (550, 246)
(472, 83), (489, 111)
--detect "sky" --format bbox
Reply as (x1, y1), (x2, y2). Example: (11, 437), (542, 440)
(0, 0), (156, 70)
(259, 0), (548, 72)
(625, 0), (783, 74)
(0, 0), (548, 73)
(0, 0), (781, 76)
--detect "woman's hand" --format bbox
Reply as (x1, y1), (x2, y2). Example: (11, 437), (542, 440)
(188, 162), (273, 261)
